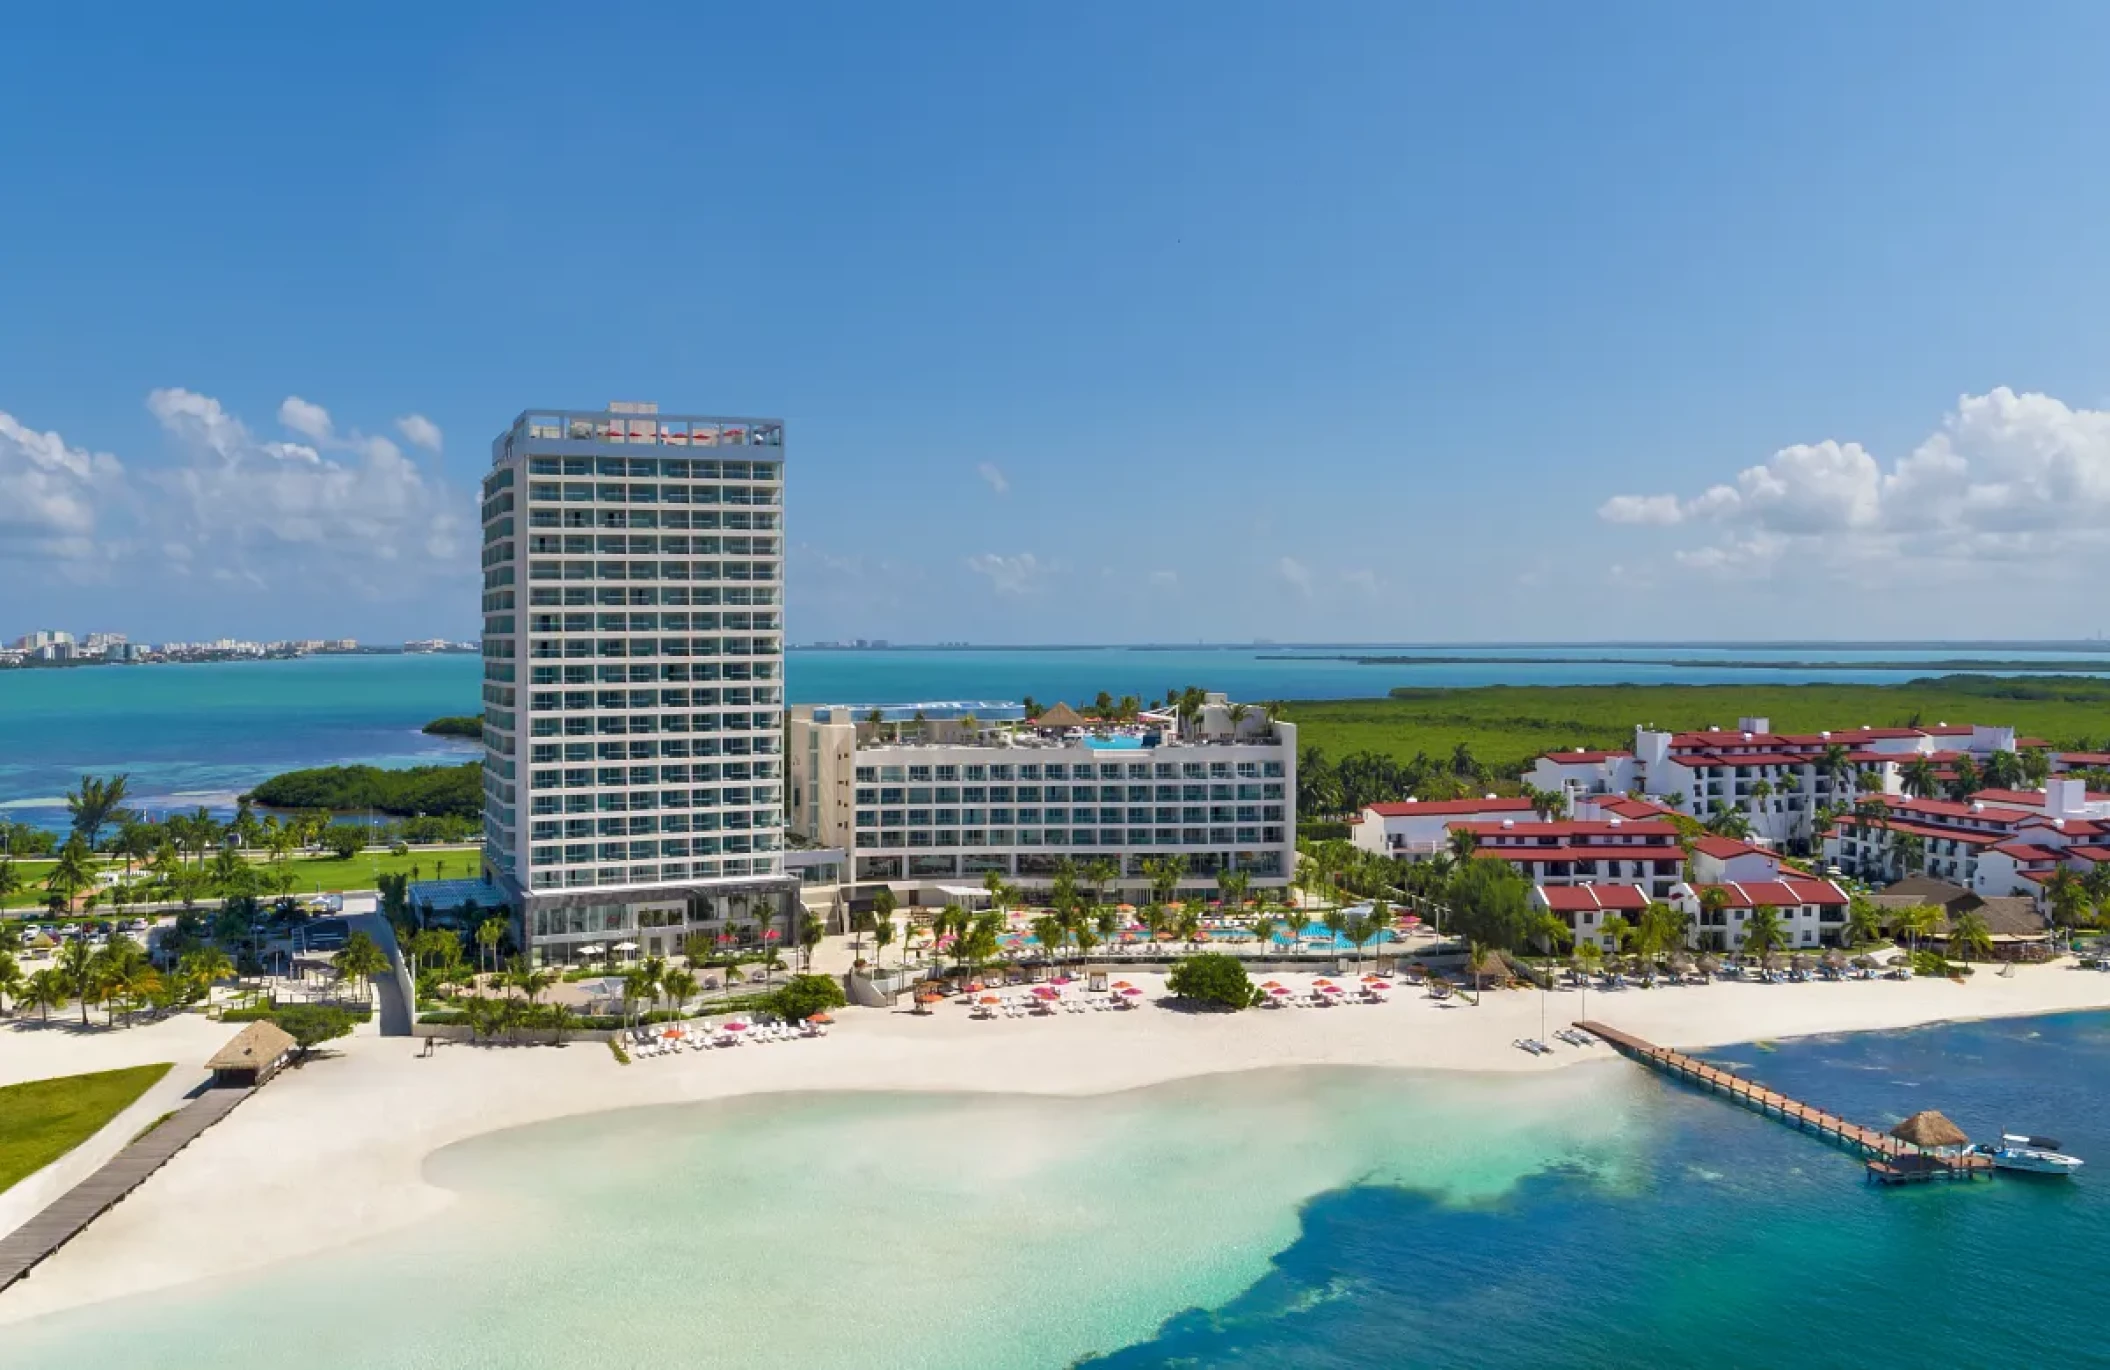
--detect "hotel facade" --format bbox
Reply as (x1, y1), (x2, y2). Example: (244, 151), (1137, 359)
(478, 403), (798, 965)
(786, 696), (1297, 908)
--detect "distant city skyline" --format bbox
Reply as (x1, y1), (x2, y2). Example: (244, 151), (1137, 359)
(7, 6), (2110, 641)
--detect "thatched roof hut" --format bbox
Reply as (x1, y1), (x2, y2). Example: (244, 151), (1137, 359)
(1467, 948), (1512, 985)
(208, 1020), (299, 1087)
(1032, 701), (1087, 728)
(1890, 1110), (1971, 1152)
(1696, 953), (1721, 975)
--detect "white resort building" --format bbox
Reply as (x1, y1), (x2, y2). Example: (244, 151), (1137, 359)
(787, 695), (1297, 910)
(1528, 717), (2046, 848)
(477, 402), (798, 965)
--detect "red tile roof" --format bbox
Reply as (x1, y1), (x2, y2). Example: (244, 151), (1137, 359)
(1474, 845), (1684, 862)
(1535, 884), (1652, 912)
(1536, 750), (1632, 765)
(1363, 797), (1536, 818)
(1694, 878), (1849, 908)
(1990, 842), (2064, 863)
(1691, 835), (1773, 861)
(1972, 788), (2052, 808)
(1590, 796), (1680, 820)
(1454, 819), (1682, 839)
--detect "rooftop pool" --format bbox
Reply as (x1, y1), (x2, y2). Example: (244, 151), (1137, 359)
(1083, 735), (1148, 750)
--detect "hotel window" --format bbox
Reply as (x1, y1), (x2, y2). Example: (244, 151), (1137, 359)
(964, 764), (988, 781)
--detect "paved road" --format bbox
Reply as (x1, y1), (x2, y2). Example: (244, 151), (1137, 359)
(349, 901), (414, 1037)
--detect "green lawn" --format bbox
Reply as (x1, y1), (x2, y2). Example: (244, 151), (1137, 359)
(1283, 677), (2110, 775)
(0, 1063), (174, 1193)
(2, 845), (481, 910)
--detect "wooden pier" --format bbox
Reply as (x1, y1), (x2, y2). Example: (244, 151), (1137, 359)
(1576, 1021), (1991, 1185)
(0, 1086), (253, 1293)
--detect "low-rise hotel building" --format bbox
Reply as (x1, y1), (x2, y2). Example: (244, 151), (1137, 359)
(787, 695), (1296, 908)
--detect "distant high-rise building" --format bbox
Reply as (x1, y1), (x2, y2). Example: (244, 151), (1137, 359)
(480, 403), (792, 966)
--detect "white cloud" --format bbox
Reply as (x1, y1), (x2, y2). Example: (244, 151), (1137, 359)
(278, 396), (334, 443)
(1597, 493), (1686, 526)
(1278, 556), (1314, 597)
(976, 461), (1009, 495)
(0, 410), (123, 560)
(396, 414), (443, 452)
(147, 387), (468, 590)
(965, 551), (1048, 595)
(1147, 569), (1180, 591)
(1598, 388), (2110, 575)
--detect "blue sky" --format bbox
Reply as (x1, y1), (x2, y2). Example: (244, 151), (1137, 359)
(6, 3), (2110, 644)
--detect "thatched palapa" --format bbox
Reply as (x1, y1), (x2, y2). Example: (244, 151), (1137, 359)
(1889, 1110), (1971, 1151)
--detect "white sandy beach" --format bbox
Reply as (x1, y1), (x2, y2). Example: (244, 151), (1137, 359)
(7, 960), (2110, 1326)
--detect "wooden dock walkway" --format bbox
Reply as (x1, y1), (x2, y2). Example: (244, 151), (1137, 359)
(0, 1086), (253, 1293)
(1576, 1020), (1991, 1184)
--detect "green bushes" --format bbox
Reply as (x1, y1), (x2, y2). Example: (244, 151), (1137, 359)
(421, 716), (484, 739)
(769, 974), (846, 1023)
(1165, 952), (1258, 1009)
(247, 762), (483, 819)
(222, 1003), (371, 1024)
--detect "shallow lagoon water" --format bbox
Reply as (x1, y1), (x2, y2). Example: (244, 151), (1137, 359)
(8, 1014), (2109, 1368)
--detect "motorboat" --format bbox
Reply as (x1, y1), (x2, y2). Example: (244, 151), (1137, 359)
(1975, 1134), (2084, 1176)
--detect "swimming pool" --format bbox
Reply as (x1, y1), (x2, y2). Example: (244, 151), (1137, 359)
(1208, 923), (1397, 948)
(1083, 735), (1147, 750)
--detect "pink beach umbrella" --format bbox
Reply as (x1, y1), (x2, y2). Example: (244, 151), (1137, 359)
(1267, 985), (1291, 997)
(1120, 986), (1143, 997)
(1032, 986), (1061, 1000)
(724, 1021), (749, 1032)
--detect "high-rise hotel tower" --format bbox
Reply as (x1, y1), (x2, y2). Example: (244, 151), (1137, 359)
(479, 403), (795, 965)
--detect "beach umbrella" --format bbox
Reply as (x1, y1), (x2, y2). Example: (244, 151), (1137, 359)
(1112, 980), (1134, 989)
(806, 1012), (834, 1024)
(614, 941), (639, 953)
(1317, 982), (1343, 994)
(1852, 955), (1878, 969)
(979, 994), (1001, 1004)
(1267, 985), (1291, 996)
(1885, 953), (1909, 966)
(1824, 950), (1847, 968)
(1696, 954), (1721, 976)
(1032, 986), (1060, 1000)
(1400, 915), (1421, 928)
(1117, 903), (1136, 913)
(579, 942), (606, 955)
(913, 993), (942, 1014)
(1120, 986), (1143, 997)
(661, 1026), (684, 1040)
(724, 1021), (749, 1032)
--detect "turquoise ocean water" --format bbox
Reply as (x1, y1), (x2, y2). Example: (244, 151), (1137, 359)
(3, 644), (2106, 830)
(4, 1014), (2106, 1369)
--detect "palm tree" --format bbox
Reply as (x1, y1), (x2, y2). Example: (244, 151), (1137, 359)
(622, 963), (662, 1029)
(1892, 833), (1926, 881)
(872, 911), (897, 970)
(475, 916), (507, 975)
(0, 857), (23, 910)
(1901, 757), (1941, 800)
(66, 773), (131, 847)
(1845, 894), (1882, 948)
(1030, 914), (1066, 966)
(1083, 858), (1118, 918)
(1948, 910), (1993, 963)
(25, 968), (67, 1022)
(44, 837), (96, 912)
(0, 951), (22, 1017)
(57, 938), (98, 1026)
(1599, 913), (1633, 957)
(661, 967), (698, 1015)
(1741, 905), (1785, 960)
(1445, 826), (1479, 863)
(1981, 749), (2023, 792)
(1894, 902), (1941, 955)
(179, 946), (236, 1002)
